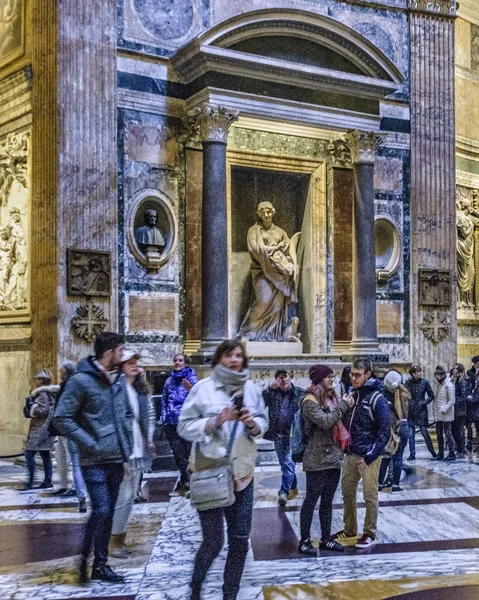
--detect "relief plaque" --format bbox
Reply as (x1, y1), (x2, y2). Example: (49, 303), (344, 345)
(418, 269), (451, 307)
(67, 249), (111, 297)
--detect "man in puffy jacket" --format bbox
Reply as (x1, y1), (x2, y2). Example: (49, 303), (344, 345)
(262, 370), (304, 506)
(53, 332), (132, 585)
(162, 353), (198, 495)
(333, 357), (390, 550)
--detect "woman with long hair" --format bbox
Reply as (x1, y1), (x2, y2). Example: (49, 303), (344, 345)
(109, 350), (156, 556)
(178, 339), (268, 600)
(298, 365), (354, 556)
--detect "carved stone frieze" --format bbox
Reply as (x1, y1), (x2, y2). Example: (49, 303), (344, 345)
(418, 268), (452, 306)
(71, 301), (108, 343)
(344, 130), (383, 165)
(188, 104), (239, 144)
(67, 249), (111, 297)
(407, 0), (456, 15)
(420, 311), (450, 343)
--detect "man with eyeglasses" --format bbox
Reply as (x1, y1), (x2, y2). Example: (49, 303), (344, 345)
(263, 369), (304, 506)
(332, 357), (390, 549)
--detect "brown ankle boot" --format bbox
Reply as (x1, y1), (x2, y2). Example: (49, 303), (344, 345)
(109, 533), (133, 558)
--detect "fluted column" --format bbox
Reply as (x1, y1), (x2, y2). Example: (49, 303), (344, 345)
(345, 130), (382, 353)
(193, 105), (238, 351)
(409, 0), (456, 375)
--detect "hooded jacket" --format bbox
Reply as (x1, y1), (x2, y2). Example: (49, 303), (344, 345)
(161, 367), (199, 426)
(53, 357), (133, 466)
(262, 384), (304, 441)
(433, 376), (455, 422)
(26, 385), (60, 452)
(344, 378), (391, 465)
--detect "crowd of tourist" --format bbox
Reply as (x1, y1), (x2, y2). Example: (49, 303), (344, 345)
(18, 331), (479, 599)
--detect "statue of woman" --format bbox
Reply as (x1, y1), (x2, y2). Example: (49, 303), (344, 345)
(457, 197), (476, 308)
(239, 201), (300, 341)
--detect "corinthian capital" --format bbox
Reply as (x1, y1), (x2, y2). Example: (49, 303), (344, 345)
(345, 130), (383, 165)
(189, 104), (239, 144)
(407, 0), (456, 15)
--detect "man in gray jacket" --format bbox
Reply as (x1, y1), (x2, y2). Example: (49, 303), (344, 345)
(53, 332), (132, 585)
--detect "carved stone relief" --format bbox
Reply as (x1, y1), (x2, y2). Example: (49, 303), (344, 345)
(71, 301), (108, 343)
(0, 0), (24, 69)
(418, 269), (451, 307)
(420, 311), (450, 344)
(67, 249), (111, 297)
(0, 131), (28, 316)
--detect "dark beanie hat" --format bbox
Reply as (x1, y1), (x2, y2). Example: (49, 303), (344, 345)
(472, 356), (479, 364)
(309, 364), (333, 385)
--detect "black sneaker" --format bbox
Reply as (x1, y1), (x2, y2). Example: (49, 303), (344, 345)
(445, 454), (456, 461)
(407, 454), (416, 461)
(391, 485), (404, 493)
(17, 483), (33, 492)
(298, 538), (317, 556)
(431, 455), (443, 461)
(35, 481), (53, 490)
(91, 564), (124, 583)
(52, 488), (68, 496)
(319, 539), (345, 552)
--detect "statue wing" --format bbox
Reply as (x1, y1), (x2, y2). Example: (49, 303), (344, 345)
(288, 232), (301, 285)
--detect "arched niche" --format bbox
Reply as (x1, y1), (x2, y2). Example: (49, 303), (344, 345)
(375, 216), (401, 283)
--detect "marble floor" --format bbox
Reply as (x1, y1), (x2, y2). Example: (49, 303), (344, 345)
(2, 438), (479, 600)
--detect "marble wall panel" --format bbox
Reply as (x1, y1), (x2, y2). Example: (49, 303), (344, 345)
(185, 148), (202, 342)
(456, 75), (479, 141)
(456, 18), (472, 69)
(471, 24), (479, 72)
(0, 349), (30, 455)
(374, 156), (403, 193)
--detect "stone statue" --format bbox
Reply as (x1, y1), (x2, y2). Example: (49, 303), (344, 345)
(135, 209), (165, 252)
(456, 196), (476, 309)
(239, 201), (300, 341)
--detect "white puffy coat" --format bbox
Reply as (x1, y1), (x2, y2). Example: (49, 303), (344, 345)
(433, 377), (455, 422)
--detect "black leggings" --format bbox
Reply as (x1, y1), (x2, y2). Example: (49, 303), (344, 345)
(300, 469), (341, 542)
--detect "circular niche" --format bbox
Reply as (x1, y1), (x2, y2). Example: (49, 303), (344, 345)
(374, 216), (401, 283)
(127, 189), (178, 271)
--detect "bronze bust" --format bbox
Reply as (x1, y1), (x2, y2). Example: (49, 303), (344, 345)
(135, 209), (166, 253)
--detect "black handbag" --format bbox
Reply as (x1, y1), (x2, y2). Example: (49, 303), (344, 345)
(23, 396), (34, 418)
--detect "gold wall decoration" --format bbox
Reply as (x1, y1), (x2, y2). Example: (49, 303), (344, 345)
(71, 301), (108, 343)
(0, 130), (29, 321)
(0, 0), (26, 70)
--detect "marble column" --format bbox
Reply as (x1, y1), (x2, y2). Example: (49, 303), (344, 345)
(193, 105), (238, 351)
(345, 131), (382, 353)
(409, 0), (457, 375)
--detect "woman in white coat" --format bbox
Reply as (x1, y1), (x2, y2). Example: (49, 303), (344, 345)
(178, 339), (268, 600)
(433, 365), (456, 461)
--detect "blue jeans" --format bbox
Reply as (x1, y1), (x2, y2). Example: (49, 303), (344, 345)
(274, 437), (297, 495)
(68, 441), (87, 501)
(407, 421), (436, 457)
(25, 450), (52, 487)
(191, 480), (254, 600)
(81, 463), (124, 568)
(379, 421), (409, 487)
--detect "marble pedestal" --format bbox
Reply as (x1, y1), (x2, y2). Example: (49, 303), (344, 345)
(245, 341), (303, 357)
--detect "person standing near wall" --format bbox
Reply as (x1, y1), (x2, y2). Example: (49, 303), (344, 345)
(262, 369), (303, 506)
(162, 353), (199, 495)
(451, 364), (470, 458)
(405, 365), (437, 460)
(432, 366), (456, 461)
(19, 370), (59, 491)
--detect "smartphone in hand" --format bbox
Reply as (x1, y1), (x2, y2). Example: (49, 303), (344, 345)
(233, 393), (244, 414)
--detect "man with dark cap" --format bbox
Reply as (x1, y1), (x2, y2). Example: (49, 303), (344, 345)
(263, 370), (304, 506)
(332, 357), (390, 549)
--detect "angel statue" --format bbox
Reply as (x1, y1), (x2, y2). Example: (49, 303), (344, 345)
(239, 201), (301, 342)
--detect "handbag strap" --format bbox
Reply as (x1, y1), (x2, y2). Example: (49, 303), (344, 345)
(225, 419), (239, 458)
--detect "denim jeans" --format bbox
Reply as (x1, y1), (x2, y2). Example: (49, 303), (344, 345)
(407, 422), (436, 457)
(81, 463), (124, 568)
(274, 437), (297, 495)
(68, 441), (87, 501)
(25, 450), (52, 487)
(452, 416), (466, 454)
(300, 468), (340, 541)
(112, 463), (142, 535)
(379, 421), (409, 487)
(164, 424), (191, 484)
(191, 480), (254, 600)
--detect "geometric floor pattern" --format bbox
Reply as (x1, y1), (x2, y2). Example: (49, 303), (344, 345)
(2, 437), (479, 599)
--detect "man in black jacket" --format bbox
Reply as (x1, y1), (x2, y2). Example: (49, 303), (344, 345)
(263, 370), (304, 506)
(53, 332), (132, 585)
(466, 356), (479, 451)
(451, 364), (471, 458)
(405, 365), (437, 460)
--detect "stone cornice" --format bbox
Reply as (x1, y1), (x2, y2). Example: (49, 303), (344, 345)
(457, 0), (479, 25)
(0, 67), (32, 135)
(407, 0), (456, 17)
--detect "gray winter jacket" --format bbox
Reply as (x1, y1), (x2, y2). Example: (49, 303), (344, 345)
(53, 357), (133, 466)
(26, 385), (60, 452)
(302, 394), (350, 472)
